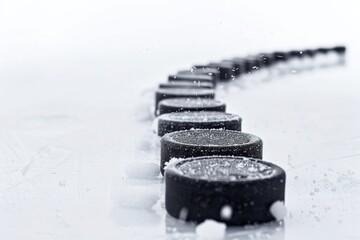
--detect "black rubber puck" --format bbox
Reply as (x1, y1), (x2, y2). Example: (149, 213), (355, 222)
(165, 155), (286, 225)
(272, 52), (288, 62)
(194, 63), (233, 81)
(158, 98), (226, 116)
(258, 53), (274, 67)
(178, 69), (221, 82)
(232, 58), (260, 73)
(221, 60), (242, 77)
(157, 111), (241, 136)
(168, 74), (215, 84)
(155, 89), (215, 115)
(160, 129), (263, 174)
(159, 81), (214, 89)
(302, 49), (316, 57)
(332, 46), (346, 54)
(288, 50), (304, 58)
(316, 47), (330, 54)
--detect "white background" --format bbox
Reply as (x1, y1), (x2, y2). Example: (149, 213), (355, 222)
(1, 0), (360, 239)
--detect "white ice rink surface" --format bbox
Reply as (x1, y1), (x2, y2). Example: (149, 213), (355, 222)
(1, 1), (360, 239)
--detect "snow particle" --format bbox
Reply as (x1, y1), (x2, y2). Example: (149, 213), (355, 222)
(196, 219), (226, 239)
(179, 207), (188, 221)
(269, 201), (287, 221)
(220, 205), (232, 220)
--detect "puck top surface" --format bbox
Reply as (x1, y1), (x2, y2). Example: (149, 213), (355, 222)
(166, 129), (254, 146)
(167, 156), (279, 182)
(159, 111), (240, 123)
(156, 88), (215, 96)
(159, 98), (224, 109)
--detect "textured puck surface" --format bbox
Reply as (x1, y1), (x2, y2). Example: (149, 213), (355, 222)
(178, 69), (221, 82)
(160, 129), (263, 174)
(157, 111), (241, 136)
(168, 74), (215, 84)
(155, 88), (215, 115)
(159, 81), (214, 89)
(158, 98), (225, 115)
(165, 156), (286, 225)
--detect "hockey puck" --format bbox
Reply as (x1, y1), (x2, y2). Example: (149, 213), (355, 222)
(272, 52), (288, 62)
(288, 50), (304, 58)
(302, 49), (316, 57)
(258, 53), (274, 67)
(168, 74), (215, 84)
(155, 88), (215, 115)
(316, 47), (330, 54)
(159, 81), (214, 89)
(158, 98), (226, 116)
(194, 63), (233, 81)
(332, 46), (346, 54)
(178, 69), (221, 82)
(160, 129), (263, 174)
(157, 111), (241, 136)
(165, 155), (286, 225)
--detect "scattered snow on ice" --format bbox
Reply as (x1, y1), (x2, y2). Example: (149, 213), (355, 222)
(220, 205), (232, 220)
(269, 201), (287, 221)
(125, 162), (160, 179)
(111, 184), (159, 210)
(195, 219), (226, 239)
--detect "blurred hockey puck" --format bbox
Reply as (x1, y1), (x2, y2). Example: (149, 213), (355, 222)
(272, 52), (288, 62)
(332, 46), (346, 54)
(288, 50), (304, 58)
(302, 49), (316, 57)
(159, 81), (214, 89)
(165, 155), (286, 225)
(194, 63), (233, 81)
(178, 69), (221, 82)
(155, 88), (215, 115)
(160, 129), (263, 174)
(158, 98), (225, 116)
(258, 53), (274, 67)
(316, 47), (330, 54)
(168, 74), (215, 84)
(157, 111), (241, 136)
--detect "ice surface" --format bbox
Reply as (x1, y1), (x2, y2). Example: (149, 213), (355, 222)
(125, 162), (160, 179)
(111, 183), (160, 210)
(170, 156), (275, 181)
(195, 220), (226, 240)
(269, 201), (287, 221)
(169, 129), (250, 146)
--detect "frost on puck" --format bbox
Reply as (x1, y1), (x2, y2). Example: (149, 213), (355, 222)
(178, 68), (221, 82)
(165, 156), (286, 225)
(168, 74), (215, 84)
(159, 81), (214, 89)
(157, 111), (241, 136)
(158, 98), (226, 116)
(155, 88), (215, 115)
(160, 129), (262, 174)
